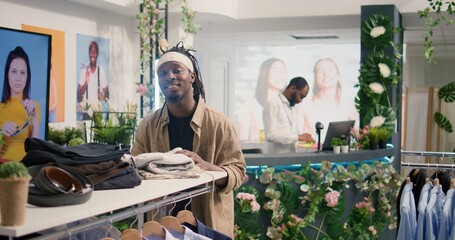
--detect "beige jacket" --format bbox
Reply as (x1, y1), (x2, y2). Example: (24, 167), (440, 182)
(131, 99), (246, 238)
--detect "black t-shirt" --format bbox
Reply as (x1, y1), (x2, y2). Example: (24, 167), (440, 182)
(168, 110), (194, 151)
(167, 109), (194, 216)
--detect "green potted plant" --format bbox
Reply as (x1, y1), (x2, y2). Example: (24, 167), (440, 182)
(341, 137), (350, 153)
(331, 137), (343, 154)
(375, 127), (392, 149)
(48, 127), (85, 146)
(367, 128), (381, 150)
(0, 161), (31, 226)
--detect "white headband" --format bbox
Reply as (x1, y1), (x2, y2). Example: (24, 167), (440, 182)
(156, 52), (194, 72)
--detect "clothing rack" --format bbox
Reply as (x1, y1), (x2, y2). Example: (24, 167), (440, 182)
(401, 150), (455, 158)
(401, 150), (455, 171)
(30, 185), (212, 240)
(401, 161), (455, 171)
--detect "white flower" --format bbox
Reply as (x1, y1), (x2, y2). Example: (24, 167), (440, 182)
(370, 116), (386, 128)
(370, 26), (386, 38)
(378, 63), (391, 78)
(369, 82), (385, 94)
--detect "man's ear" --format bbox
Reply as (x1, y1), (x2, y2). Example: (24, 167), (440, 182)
(191, 73), (196, 81)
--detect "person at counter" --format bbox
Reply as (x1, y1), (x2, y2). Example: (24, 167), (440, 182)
(131, 42), (246, 238)
(263, 76), (315, 153)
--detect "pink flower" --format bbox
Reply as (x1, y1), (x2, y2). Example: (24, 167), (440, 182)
(324, 190), (340, 207)
(369, 226), (377, 235)
(236, 192), (256, 201)
(355, 199), (375, 212)
(136, 84), (148, 96)
(251, 201), (260, 212)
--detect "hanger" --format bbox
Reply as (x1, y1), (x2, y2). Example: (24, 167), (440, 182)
(450, 164), (455, 189)
(100, 219), (115, 240)
(121, 210), (141, 240)
(176, 194), (197, 227)
(160, 198), (185, 234)
(425, 162), (430, 183)
(405, 177), (411, 184)
(433, 163), (440, 187)
(121, 229), (141, 240)
(411, 155), (421, 177)
(142, 203), (165, 238)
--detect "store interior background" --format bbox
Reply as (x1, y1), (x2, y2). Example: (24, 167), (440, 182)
(1, 0), (454, 164)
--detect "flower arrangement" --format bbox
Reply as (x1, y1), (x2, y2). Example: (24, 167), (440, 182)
(234, 161), (400, 239)
(234, 185), (263, 240)
(350, 125), (370, 150)
(343, 198), (378, 240)
(236, 192), (261, 213)
(355, 14), (401, 134)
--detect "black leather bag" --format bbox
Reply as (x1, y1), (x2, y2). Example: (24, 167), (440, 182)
(28, 165), (93, 207)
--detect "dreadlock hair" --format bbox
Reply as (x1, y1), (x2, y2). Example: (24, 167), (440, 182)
(155, 42), (206, 127)
(161, 41), (206, 102)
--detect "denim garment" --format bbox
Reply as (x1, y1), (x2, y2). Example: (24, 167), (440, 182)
(416, 181), (432, 240)
(451, 208), (455, 240)
(424, 184), (446, 240)
(438, 188), (455, 240)
(398, 182), (417, 240)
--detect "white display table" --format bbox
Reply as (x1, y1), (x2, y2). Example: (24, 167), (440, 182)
(0, 171), (226, 239)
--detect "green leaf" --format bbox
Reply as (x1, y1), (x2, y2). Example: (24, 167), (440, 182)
(361, 14), (394, 50)
(434, 111), (453, 133)
(276, 181), (299, 213)
(363, 105), (396, 132)
(438, 82), (455, 103)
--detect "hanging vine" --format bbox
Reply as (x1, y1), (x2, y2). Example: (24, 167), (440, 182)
(417, 0), (455, 63)
(136, 0), (200, 113)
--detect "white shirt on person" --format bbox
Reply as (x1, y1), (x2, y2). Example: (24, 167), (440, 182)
(78, 63), (108, 108)
(263, 93), (301, 145)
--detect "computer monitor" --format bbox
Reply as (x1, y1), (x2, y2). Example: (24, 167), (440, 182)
(322, 120), (355, 151)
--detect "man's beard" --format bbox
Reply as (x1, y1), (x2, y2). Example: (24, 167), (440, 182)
(167, 94), (181, 103)
(289, 92), (297, 107)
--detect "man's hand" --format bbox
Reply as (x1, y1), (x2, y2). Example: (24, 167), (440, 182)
(298, 133), (315, 143)
(176, 149), (215, 171)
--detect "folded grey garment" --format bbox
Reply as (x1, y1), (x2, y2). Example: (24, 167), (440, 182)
(123, 147), (195, 171)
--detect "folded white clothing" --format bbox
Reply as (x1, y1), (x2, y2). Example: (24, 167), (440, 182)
(122, 148), (195, 172)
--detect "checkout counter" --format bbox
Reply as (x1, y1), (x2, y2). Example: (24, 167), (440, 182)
(241, 141), (395, 167)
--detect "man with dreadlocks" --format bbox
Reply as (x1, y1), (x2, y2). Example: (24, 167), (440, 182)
(131, 42), (246, 238)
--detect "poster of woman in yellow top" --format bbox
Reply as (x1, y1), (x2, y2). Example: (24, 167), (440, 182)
(0, 27), (50, 161)
(22, 24), (66, 123)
